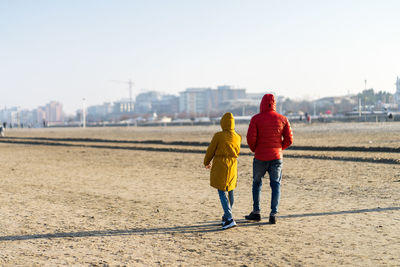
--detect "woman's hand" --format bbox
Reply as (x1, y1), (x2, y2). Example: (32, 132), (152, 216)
(205, 164), (211, 169)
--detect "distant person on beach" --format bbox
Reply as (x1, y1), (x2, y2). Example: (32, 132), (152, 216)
(0, 125), (4, 137)
(245, 94), (293, 224)
(204, 112), (241, 230)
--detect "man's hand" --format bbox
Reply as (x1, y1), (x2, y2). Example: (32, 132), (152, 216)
(205, 164), (211, 169)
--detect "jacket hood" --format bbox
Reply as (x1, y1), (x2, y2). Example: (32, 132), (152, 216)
(220, 112), (235, 131)
(260, 94), (276, 112)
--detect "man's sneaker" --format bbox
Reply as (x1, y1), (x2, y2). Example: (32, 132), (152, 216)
(245, 212), (261, 221)
(222, 219), (236, 230)
(269, 214), (277, 224)
(221, 216), (226, 225)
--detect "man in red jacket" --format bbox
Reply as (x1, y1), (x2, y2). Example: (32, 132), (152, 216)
(245, 94), (293, 224)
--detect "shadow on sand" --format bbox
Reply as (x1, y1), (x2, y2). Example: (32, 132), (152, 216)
(1, 206), (399, 242)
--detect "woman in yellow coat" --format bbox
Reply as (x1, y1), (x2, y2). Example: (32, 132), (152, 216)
(204, 112), (241, 230)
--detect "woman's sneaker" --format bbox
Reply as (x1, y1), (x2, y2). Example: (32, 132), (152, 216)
(222, 219), (236, 230)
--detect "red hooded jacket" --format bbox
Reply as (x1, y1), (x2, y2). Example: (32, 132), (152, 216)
(246, 94), (293, 161)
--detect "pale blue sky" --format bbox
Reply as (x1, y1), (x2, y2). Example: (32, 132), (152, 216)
(1, 0), (399, 114)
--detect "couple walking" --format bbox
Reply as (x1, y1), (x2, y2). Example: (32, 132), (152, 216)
(204, 94), (293, 230)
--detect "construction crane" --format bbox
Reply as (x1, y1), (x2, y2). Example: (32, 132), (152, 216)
(110, 79), (135, 105)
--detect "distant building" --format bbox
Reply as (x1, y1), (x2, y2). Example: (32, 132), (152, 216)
(87, 102), (113, 122)
(43, 101), (64, 124)
(216, 85), (246, 105)
(152, 94), (179, 115)
(34, 106), (46, 125)
(134, 91), (161, 113)
(179, 85), (247, 116)
(113, 99), (135, 115)
(1, 106), (39, 127)
(314, 96), (356, 115)
(18, 109), (35, 127)
(179, 88), (213, 115)
(0, 106), (19, 126)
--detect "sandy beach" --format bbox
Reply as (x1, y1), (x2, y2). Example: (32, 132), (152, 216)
(0, 122), (399, 266)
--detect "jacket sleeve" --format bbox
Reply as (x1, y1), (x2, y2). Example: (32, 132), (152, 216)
(246, 117), (257, 152)
(204, 134), (218, 166)
(281, 119), (293, 150)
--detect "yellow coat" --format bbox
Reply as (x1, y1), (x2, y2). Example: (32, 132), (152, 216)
(204, 113), (241, 191)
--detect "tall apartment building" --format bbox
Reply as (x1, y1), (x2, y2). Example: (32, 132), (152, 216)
(179, 85), (246, 115)
(179, 88), (213, 115)
(44, 101), (64, 123)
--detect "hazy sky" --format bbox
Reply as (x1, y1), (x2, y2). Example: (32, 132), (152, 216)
(1, 0), (399, 114)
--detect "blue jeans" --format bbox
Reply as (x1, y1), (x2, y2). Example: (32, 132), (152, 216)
(218, 190), (234, 220)
(252, 158), (283, 215)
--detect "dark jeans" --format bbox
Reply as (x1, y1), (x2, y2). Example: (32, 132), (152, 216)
(252, 158), (283, 215)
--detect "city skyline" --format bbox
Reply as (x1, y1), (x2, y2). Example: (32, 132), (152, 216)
(2, 78), (400, 117)
(2, 84), (398, 128)
(1, 0), (400, 114)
